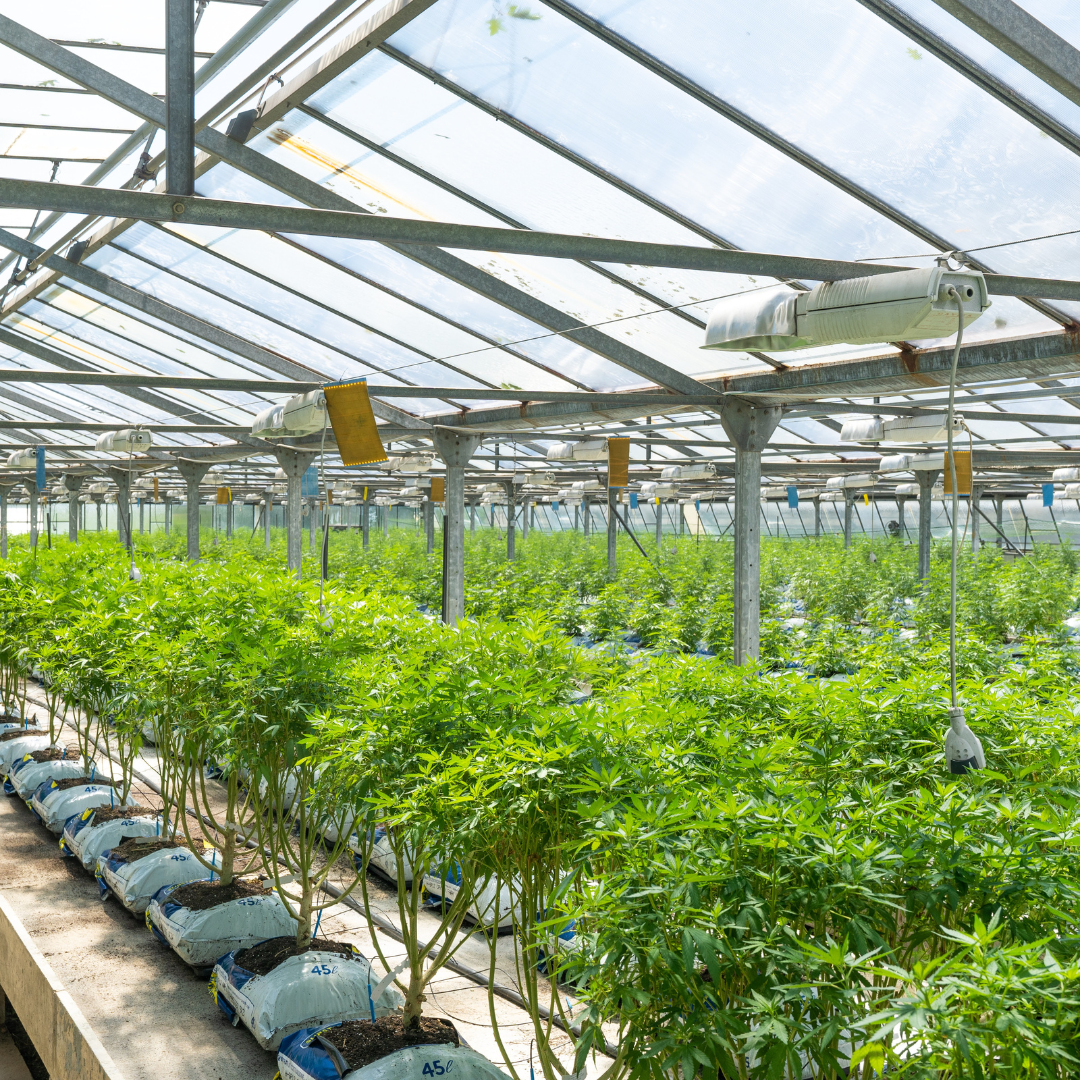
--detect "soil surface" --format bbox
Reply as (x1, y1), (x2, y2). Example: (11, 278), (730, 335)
(91, 803), (149, 824)
(0, 728), (44, 742)
(109, 835), (200, 864)
(168, 876), (268, 911)
(234, 936), (357, 977)
(52, 775), (121, 791)
(325, 1016), (460, 1070)
(27, 747), (65, 762)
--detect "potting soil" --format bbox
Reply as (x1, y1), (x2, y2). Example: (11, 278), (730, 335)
(212, 939), (405, 1050)
(147, 879), (299, 970)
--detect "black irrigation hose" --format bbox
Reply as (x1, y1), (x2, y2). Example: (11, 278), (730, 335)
(21, 683), (619, 1061)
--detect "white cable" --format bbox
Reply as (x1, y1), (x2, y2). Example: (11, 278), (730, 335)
(945, 287), (964, 709)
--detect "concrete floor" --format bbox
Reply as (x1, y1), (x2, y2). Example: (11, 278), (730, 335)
(4, 686), (614, 1080)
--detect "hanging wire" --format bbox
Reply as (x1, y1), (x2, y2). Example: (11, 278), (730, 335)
(856, 226), (1080, 264)
(945, 289), (966, 709)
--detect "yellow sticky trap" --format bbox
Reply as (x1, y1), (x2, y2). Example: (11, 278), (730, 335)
(153, 476), (159, 500)
(943, 450), (972, 495)
(429, 477), (445, 502)
(863, 493), (869, 506)
(216, 486), (231, 505)
(323, 379), (388, 466)
(607, 437), (629, 488)
(327, 489), (334, 505)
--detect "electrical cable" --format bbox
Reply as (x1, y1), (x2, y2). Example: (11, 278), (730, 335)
(856, 226), (1080, 263)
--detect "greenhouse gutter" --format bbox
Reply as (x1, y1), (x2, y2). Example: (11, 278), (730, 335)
(20, 683), (619, 1061)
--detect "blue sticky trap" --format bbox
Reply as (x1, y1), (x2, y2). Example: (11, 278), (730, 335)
(629, 493), (638, 509)
(787, 485), (799, 508)
(35, 446), (45, 490)
(1044, 483), (1055, 508)
(552, 500), (560, 510)
(695, 499), (700, 512)
(301, 465), (319, 500)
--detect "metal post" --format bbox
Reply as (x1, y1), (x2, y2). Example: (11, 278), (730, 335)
(607, 488), (617, 576)
(573, 504), (579, 531)
(166, 0), (195, 198)
(433, 428), (481, 626)
(896, 495), (907, 537)
(104, 467), (132, 550)
(139, 498), (145, 535)
(720, 398), (782, 666)
(970, 483), (982, 552)
(96, 499), (102, 534)
(23, 480), (38, 550)
(64, 474), (81, 543)
(843, 495), (853, 548)
(308, 497), (316, 551)
(274, 448), (317, 576)
(521, 499), (529, 540)
(504, 481), (516, 560)
(164, 497), (172, 535)
(995, 496), (1004, 547)
(582, 496), (591, 538)
(469, 499), (476, 534)
(813, 497), (821, 538)
(424, 498), (434, 555)
(0, 487), (7, 558)
(917, 470), (940, 580)
(226, 497), (233, 540)
(382, 502), (389, 536)
(175, 460), (209, 562)
(264, 491), (272, 548)
(655, 499), (663, 545)
(362, 497), (370, 549)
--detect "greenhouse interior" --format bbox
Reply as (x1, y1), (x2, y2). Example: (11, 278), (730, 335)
(6, 0), (1080, 1078)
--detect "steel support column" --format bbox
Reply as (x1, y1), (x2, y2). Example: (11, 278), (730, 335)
(226, 498), (233, 540)
(362, 497), (370, 549)
(164, 497), (172, 535)
(721, 398), (782, 666)
(655, 500), (662, 545)
(896, 495), (907, 537)
(166, 0), (195, 197)
(64, 474), (81, 543)
(504, 481), (516, 560)
(176, 460), (209, 562)
(521, 499), (529, 540)
(971, 483), (982, 552)
(263, 491), (272, 548)
(0, 486), (9, 558)
(434, 428), (481, 626)
(814, 497), (821, 538)
(423, 498), (435, 555)
(308, 497), (316, 550)
(917, 470), (941, 580)
(104, 468), (131, 550)
(844, 495), (854, 548)
(996, 496), (1004, 547)
(582, 496), (590, 538)
(274, 448), (317, 576)
(607, 489), (618, 576)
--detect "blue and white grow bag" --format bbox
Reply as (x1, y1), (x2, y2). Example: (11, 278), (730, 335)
(421, 867), (518, 931)
(147, 882), (298, 970)
(212, 944), (404, 1051)
(277, 1023), (507, 1080)
(9, 752), (88, 801)
(61, 808), (166, 870)
(0, 732), (52, 778)
(33, 777), (135, 834)
(349, 825), (418, 886)
(96, 842), (221, 915)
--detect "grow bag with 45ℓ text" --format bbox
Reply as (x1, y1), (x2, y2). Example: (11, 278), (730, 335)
(211, 943), (405, 1051)
(9, 752), (88, 800)
(422, 867), (517, 930)
(147, 881), (298, 970)
(97, 840), (221, 915)
(33, 777), (134, 833)
(62, 808), (167, 870)
(349, 825), (418, 885)
(0, 732), (52, 778)
(278, 1023), (509, 1080)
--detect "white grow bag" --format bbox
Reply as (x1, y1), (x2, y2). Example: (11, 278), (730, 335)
(0, 732), (51, 776)
(422, 867), (518, 930)
(62, 809), (167, 871)
(349, 825), (418, 885)
(10, 754), (88, 801)
(97, 843), (221, 915)
(34, 779), (136, 834)
(278, 1025), (507, 1080)
(148, 883), (298, 970)
(213, 946), (405, 1051)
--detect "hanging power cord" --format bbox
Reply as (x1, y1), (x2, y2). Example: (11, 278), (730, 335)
(944, 279), (984, 775)
(128, 433), (141, 583)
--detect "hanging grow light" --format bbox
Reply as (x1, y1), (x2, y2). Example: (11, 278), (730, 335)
(165, 488), (185, 500)
(761, 485), (788, 498)
(877, 454), (913, 473)
(4, 448), (37, 468)
(87, 481), (110, 495)
(525, 471), (558, 486)
(640, 481), (676, 498)
(1053, 467), (1080, 483)
(546, 439), (608, 461)
(703, 266), (989, 351)
(825, 473), (875, 490)
(842, 413), (964, 444)
(250, 392), (327, 438)
(819, 490), (845, 502)
(1064, 483), (1080, 499)
(94, 429), (153, 452)
(379, 453), (434, 474)
(894, 483), (920, 496)
(661, 462), (717, 481)
(571, 480), (603, 492)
